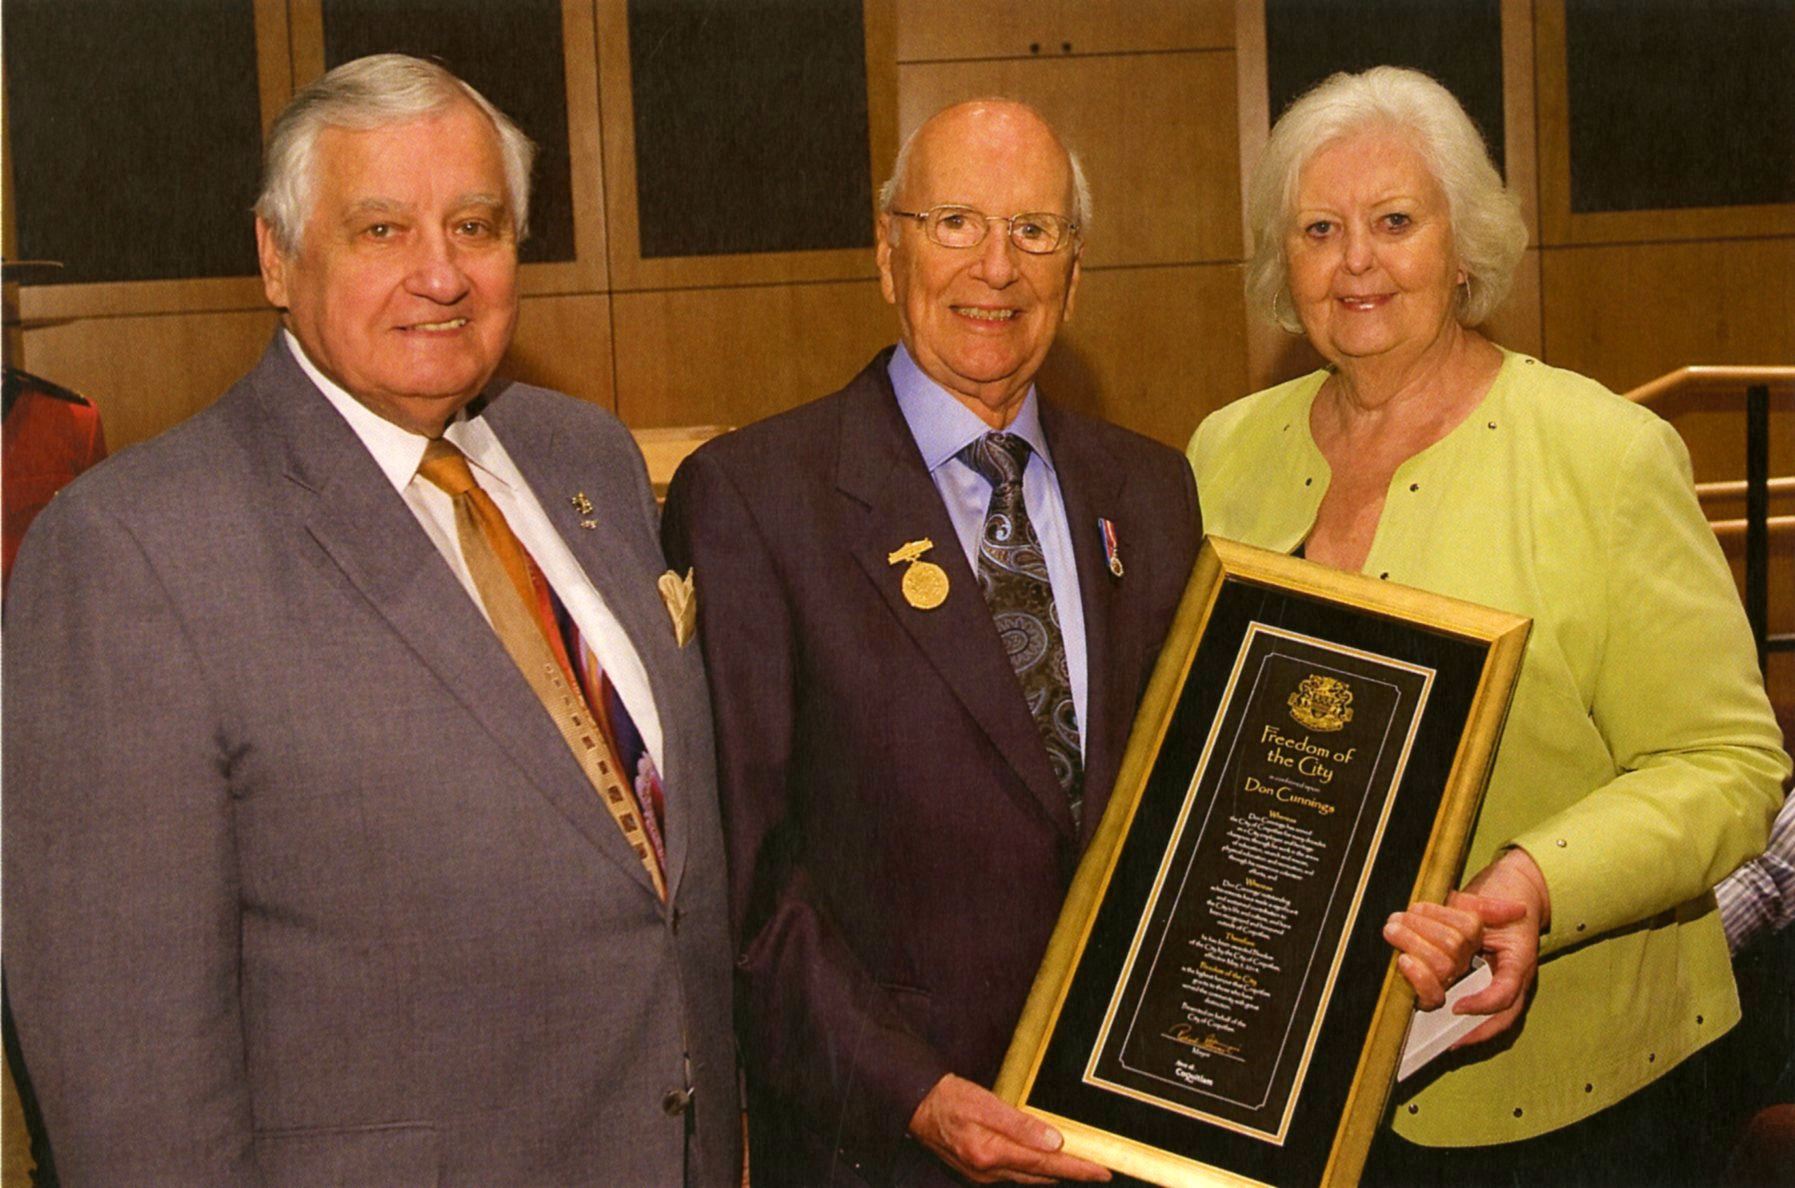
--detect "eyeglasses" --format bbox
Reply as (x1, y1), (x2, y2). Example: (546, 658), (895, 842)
(887, 205), (1080, 255)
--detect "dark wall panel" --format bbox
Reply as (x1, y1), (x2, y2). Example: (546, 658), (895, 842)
(1565, 0), (1795, 213)
(627, 0), (874, 258)
(1265, 0), (1506, 175)
(323, 0), (576, 263)
(5, 0), (264, 284)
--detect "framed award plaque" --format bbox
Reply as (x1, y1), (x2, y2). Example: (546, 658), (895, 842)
(994, 537), (1530, 1187)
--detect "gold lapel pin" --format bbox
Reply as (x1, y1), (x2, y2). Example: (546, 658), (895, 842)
(570, 491), (594, 516)
(888, 538), (949, 610)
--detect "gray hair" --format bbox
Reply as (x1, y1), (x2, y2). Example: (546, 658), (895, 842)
(1246, 66), (1527, 332)
(257, 54), (536, 253)
(877, 99), (1093, 236)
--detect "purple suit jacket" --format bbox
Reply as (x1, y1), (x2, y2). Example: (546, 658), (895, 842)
(662, 351), (1199, 1185)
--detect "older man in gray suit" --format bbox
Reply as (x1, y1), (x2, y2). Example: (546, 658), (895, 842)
(3, 55), (738, 1185)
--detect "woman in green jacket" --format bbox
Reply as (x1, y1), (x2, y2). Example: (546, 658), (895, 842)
(1189, 65), (1789, 1184)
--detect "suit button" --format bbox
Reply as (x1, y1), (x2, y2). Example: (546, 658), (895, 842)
(662, 1087), (693, 1116)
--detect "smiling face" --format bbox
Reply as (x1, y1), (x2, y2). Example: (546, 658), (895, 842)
(1285, 128), (1465, 369)
(876, 102), (1081, 427)
(257, 100), (520, 436)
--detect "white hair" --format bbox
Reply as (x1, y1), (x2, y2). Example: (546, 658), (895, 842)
(877, 99), (1093, 236)
(1246, 65), (1528, 332)
(256, 53), (536, 253)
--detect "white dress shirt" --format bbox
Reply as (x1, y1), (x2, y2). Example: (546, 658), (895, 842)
(287, 331), (664, 769)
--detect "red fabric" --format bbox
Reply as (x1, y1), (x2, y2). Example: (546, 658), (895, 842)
(4, 369), (107, 596)
(1729, 1104), (1795, 1184)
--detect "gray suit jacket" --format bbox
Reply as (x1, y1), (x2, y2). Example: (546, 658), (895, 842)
(2, 336), (740, 1186)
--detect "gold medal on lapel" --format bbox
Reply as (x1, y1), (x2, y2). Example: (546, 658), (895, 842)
(887, 538), (949, 610)
(902, 563), (950, 610)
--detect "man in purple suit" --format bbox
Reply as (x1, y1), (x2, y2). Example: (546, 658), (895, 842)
(663, 100), (1200, 1185)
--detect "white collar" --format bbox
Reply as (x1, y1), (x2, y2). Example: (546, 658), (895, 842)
(283, 329), (511, 493)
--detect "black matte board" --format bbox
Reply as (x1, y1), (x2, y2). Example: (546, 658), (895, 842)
(626, 0), (874, 258)
(1265, 0), (1507, 176)
(5, 0), (265, 284)
(323, 0), (577, 264)
(1565, 0), (1795, 212)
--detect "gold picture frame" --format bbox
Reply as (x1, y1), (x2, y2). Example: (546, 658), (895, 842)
(995, 537), (1531, 1187)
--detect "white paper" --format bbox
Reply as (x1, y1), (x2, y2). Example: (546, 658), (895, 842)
(1397, 957), (1495, 1081)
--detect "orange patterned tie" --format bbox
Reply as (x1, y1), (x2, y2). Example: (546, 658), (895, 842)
(418, 439), (666, 898)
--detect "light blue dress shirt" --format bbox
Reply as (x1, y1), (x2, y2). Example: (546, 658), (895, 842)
(888, 343), (1088, 754)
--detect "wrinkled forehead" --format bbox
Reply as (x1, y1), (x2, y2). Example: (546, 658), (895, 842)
(903, 106), (1076, 215)
(310, 103), (511, 203)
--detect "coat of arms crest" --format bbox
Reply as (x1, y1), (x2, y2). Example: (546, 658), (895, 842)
(1288, 674), (1354, 732)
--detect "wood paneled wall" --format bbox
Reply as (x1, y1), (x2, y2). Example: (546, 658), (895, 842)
(894, 5), (1247, 448)
(11, 1), (1786, 447)
(7, 3), (1790, 718)
(8, 0), (900, 444)
(1522, 0), (1795, 719)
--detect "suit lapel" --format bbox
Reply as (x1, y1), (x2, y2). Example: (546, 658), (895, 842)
(835, 365), (1076, 838)
(487, 395), (692, 902)
(251, 341), (665, 898)
(1040, 401), (1131, 843)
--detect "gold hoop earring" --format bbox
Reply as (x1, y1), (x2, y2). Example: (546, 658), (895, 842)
(1271, 289), (1296, 328)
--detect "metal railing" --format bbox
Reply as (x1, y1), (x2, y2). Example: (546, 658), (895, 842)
(1627, 365), (1795, 673)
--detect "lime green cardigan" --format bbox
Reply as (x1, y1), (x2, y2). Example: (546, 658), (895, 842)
(1188, 350), (1789, 1146)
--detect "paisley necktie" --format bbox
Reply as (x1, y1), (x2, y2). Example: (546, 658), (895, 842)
(957, 432), (1084, 828)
